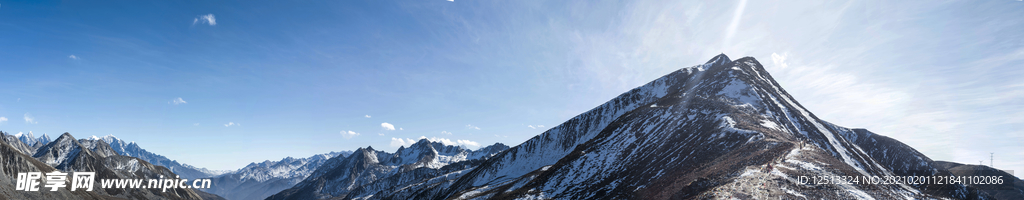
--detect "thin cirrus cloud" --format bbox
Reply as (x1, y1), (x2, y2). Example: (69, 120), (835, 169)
(441, 131), (452, 135)
(340, 130), (360, 139)
(193, 14), (216, 26)
(365, 115), (371, 118)
(223, 122), (238, 127)
(381, 122), (396, 131)
(0, 117), (7, 123)
(390, 136), (480, 148)
(68, 55), (79, 60)
(23, 113), (37, 124)
(527, 125), (545, 129)
(464, 124), (480, 130)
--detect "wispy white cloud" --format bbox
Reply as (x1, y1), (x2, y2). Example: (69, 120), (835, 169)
(365, 115), (372, 118)
(422, 136), (480, 147)
(0, 117), (7, 123)
(390, 137), (417, 147)
(381, 122), (396, 131)
(193, 14), (216, 26)
(193, 123), (200, 126)
(224, 122), (238, 127)
(465, 124), (480, 130)
(441, 131), (452, 135)
(390, 136), (481, 148)
(771, 53), (789, 69)
(527, 125), (545, 129)
(23, 113), (36, 124)
(340, 130), (360, 139)
(170, 97), (187, 105)
(68, 55), (79, 60)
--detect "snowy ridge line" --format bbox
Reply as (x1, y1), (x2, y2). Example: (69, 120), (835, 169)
(440, 55), (734, 198)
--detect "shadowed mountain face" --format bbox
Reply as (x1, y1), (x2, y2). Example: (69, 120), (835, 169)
(934, 161), (1024, 200)
(266, 55), (994, 200)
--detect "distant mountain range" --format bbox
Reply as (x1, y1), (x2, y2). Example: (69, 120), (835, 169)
(201, 151), (351, 200)
(94, 135), (231, 180)
(267, 139), (510, 200)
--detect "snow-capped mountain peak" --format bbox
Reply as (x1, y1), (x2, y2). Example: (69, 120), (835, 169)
(85, 134), (231, 179)
(14, 131), (50, 147)
(38, 134), (51, 146)
(704, 53), (731, 69)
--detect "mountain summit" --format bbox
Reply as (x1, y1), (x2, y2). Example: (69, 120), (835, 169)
(433, 54), (995, 199)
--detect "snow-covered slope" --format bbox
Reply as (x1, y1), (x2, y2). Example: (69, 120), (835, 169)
(266, 139), (509, 200)
(202, 151), (351, 200)
(410, 55), (991, 199)
(91, 135), (230, 179)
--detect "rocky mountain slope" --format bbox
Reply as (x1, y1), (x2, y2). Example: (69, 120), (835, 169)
(935, 161), (1024, 200)
(3, 131), (39, 156)
(0, 132), (111, 200)
(0, 131), (214, 199)
(202, 151), (351, 200)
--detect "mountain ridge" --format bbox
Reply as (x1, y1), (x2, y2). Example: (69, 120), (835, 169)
(92, 134), (231, 179)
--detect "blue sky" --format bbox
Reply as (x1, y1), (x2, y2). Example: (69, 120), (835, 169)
(1, 0), (1022, 177)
